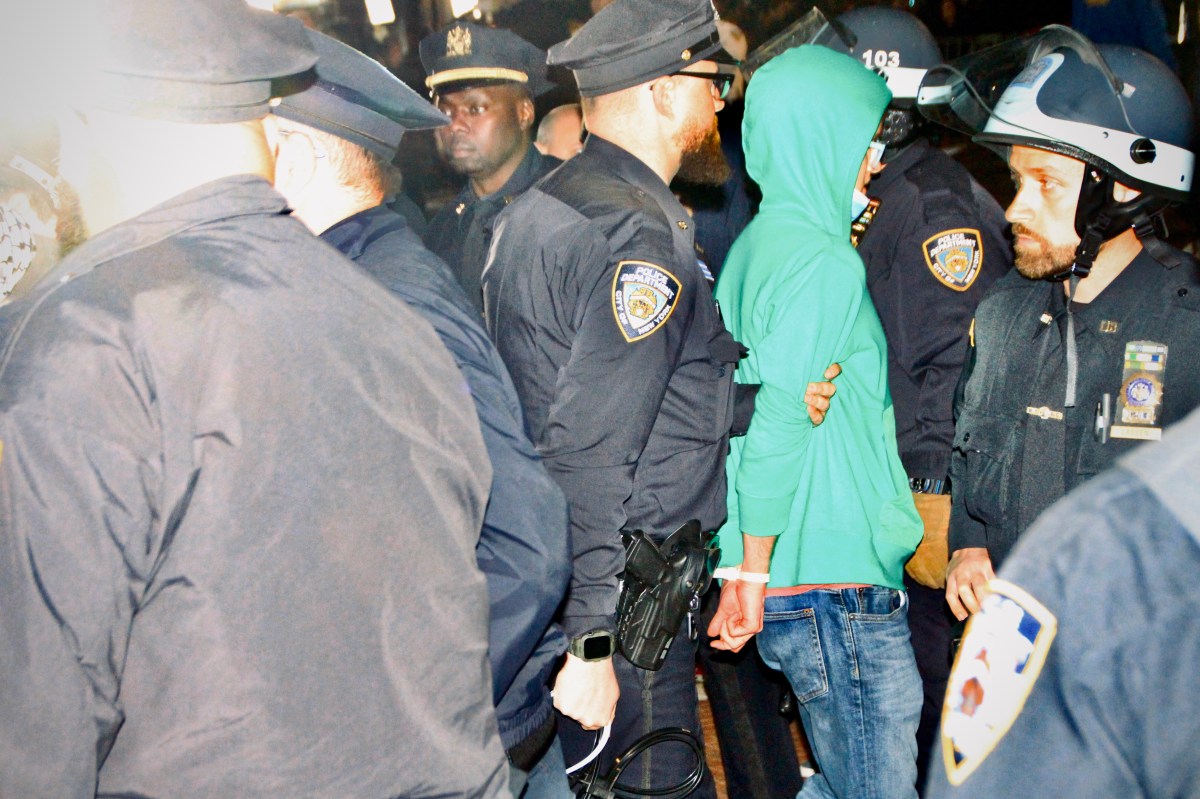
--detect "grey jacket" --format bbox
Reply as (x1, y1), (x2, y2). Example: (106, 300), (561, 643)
(0, 176), (510, 799)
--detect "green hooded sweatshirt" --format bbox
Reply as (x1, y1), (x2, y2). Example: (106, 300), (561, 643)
(713, 45), (921, 589)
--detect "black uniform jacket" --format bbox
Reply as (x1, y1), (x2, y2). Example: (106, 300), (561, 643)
(482, 135), (740, 639)
(322, 204), (570, 755)
(0, 177), (509, 799)
(950, 245), (1200, 567)
(426, 143), (560, 315)
(858, 139), (1012, 482)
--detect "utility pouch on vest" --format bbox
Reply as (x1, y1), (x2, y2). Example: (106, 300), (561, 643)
(615, 519), (718, 670)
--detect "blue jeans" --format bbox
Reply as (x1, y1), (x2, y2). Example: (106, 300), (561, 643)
(757, 587), (922, 799)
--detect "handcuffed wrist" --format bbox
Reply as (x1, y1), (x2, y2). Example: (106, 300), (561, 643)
(713, 564), (771, 583)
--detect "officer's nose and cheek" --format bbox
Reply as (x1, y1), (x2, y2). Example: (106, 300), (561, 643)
(438, 102), (472, 136)
(435, 92), (489, 145)
(1004, 164), (1041, 229)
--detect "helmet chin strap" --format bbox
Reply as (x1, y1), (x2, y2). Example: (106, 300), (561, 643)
(1049, 169), (1169, 408)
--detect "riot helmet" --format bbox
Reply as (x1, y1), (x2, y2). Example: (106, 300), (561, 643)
(811, 7), (941, 146)
(918, 25), (1195, 279)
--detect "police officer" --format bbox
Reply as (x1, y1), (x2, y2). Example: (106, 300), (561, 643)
(929, 406), (1200, 797)
(813, 9), (1012, 791)
(914, 29), (1200, 619)
(0, 2), (510, 796)
(269, 28), (572, 797)
(421, 21), (559, 314)
(481, 0), (740, 791)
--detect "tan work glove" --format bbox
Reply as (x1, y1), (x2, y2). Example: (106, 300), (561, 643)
(905, 492), (950, 589)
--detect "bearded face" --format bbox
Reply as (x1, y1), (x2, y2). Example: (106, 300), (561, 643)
(1011, 221), (1079, 279)
(1005, 146), (1086, 280)
(674, 111), (730, 186)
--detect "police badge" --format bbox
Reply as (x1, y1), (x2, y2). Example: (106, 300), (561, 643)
(923, 228), (983, 291)
(612, 260), (681, 342)
(942, 580), (1057, 786)
(446, 25), (472, 58)
(1111, 341), (1167, 441)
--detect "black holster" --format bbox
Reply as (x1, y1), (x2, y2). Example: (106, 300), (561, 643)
(615, 520), (718, 670)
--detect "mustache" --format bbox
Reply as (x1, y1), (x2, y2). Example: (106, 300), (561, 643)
(1011, 223), (1046, 243)
(437, 133), (476, 151)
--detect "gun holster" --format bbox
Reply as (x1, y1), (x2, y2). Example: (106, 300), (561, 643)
(615, 520), (719, 670)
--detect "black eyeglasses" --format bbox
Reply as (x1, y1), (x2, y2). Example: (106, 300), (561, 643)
(672, 70), (735, 100)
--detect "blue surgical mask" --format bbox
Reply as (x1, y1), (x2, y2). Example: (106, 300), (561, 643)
(850, 190), (871, 222)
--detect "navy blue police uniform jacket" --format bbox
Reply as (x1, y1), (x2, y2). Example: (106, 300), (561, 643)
(426, 143), (560, 315)
(0, 176), (510, 799)
(481, 134), (740, 640)
(950, 243), (1200, 568)
(857, 138), (1012, 484)
(321, 203), (571, 761)
(930, 405), (1200, 798)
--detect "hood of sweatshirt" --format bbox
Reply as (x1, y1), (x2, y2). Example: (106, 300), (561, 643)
(742, 45), (890, 237)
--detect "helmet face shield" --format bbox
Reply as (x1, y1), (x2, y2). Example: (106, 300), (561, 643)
(917, 25), (1194, 201)
(742, 7), (831, 81)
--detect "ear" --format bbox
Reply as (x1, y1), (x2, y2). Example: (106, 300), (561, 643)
(517, 95), (536, 134)
(266, 119), (318, 195)
(648, 75), (677, 121)
(261, 113), (283, 155)
(1112, 181), (1142, 203)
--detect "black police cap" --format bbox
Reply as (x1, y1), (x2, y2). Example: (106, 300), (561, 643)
(548, 0), (724, 97)
(89, 0), (316, 123)
(274, 29), (448, 160)
(420, 21), (554, 98)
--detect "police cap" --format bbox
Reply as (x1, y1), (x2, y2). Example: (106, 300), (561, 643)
(275, 29), (448, 160)
(420, 21), (554, 98)
(548, 0), (724, 98)
(88, 0), (316, 123)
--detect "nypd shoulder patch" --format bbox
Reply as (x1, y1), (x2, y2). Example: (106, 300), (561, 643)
(612, 260), (681, 343)
(942, 579), (1057, 787)
(923, 228), (983, 292)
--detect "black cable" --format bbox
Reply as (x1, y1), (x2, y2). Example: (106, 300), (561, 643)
(570, 727), (706, 799)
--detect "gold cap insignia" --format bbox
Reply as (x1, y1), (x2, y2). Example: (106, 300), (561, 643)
(680, 49), (692, 61)
(447, 26), (472, 58)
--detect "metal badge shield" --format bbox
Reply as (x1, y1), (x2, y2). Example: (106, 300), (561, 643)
(446, 25), (472, 58)
(942, 579), (1057, 787)
(1112, 340), (1167, 441)
(612, 261), (681, 343)
(923, 228), (983, 292)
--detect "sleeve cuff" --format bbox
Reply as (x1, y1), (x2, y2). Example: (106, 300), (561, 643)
(737, 489), (795, 536)
(561, 614), (617, 640)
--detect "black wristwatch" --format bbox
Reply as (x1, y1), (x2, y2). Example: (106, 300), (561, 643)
(909, 477), (951, 495)
(568, 629), (616, 662)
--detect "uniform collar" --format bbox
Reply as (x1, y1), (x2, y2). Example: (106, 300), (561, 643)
(1033, 248), (1158, 341)
(462, 143), (557, 205)
(320, 203), (406, 260)
(50, 175), (289, 283)
(579, 134), (693, 235)
(870, 138), (931, 195)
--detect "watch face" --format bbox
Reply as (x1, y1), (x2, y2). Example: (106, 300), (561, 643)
(582, 633), (613, 660)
